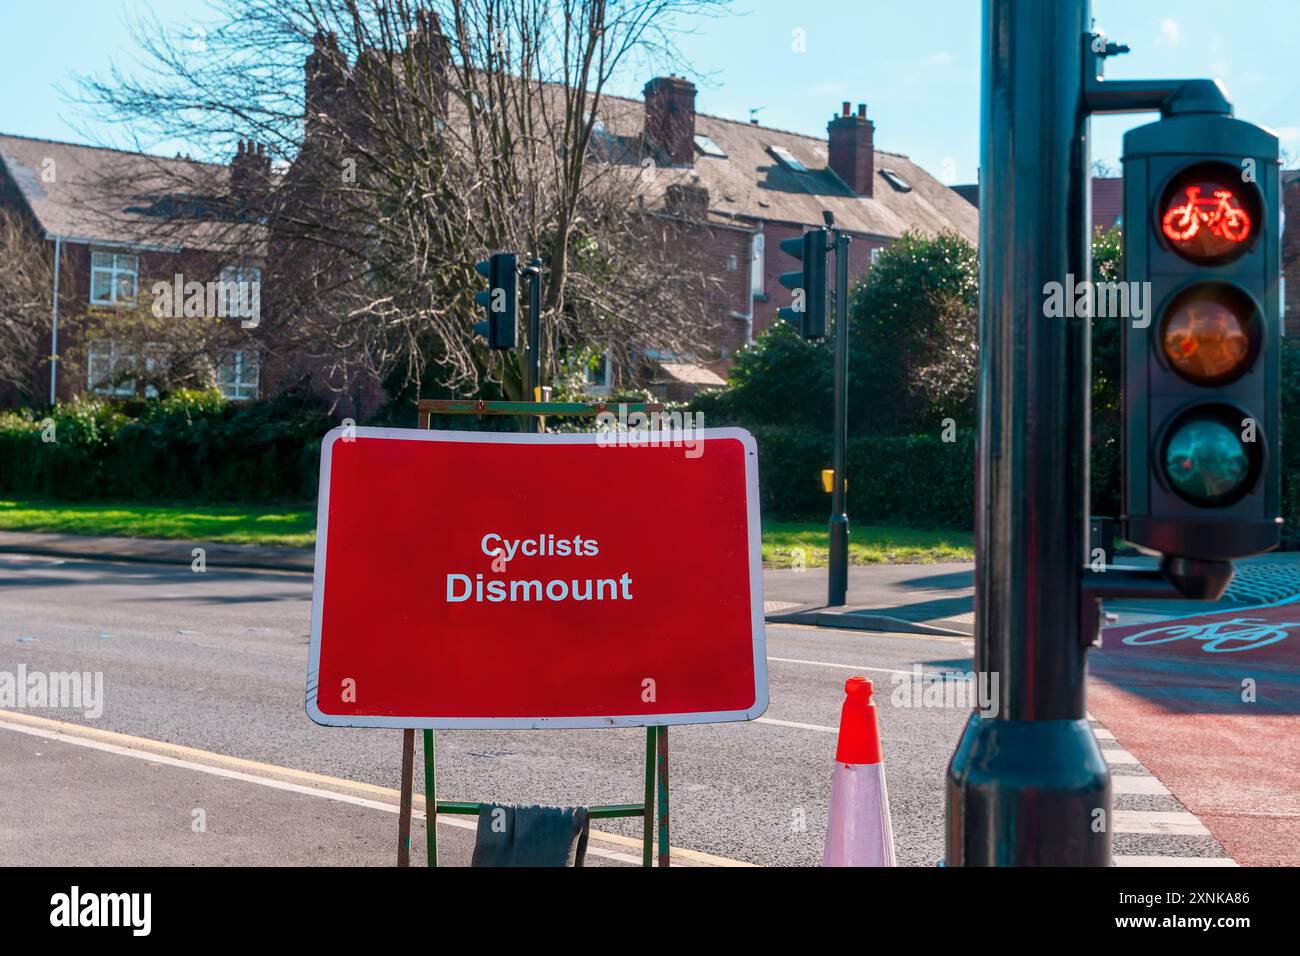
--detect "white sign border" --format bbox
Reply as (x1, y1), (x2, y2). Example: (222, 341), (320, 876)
(306, 426), (769, 729)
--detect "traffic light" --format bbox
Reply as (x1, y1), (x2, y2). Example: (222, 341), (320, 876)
(473, 252), (518, 349)
(1121, 114), (1282, 563)
(777, 228), (828, 339)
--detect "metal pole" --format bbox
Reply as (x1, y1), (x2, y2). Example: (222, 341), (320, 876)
(49, 236), (61, 407)
(527, 259), (542, 434)
(827, 231), (851, 606)
(397, 728), (414, 866)
(945, 0), (1110, 866)
(656, 726), (670, 867)
(642, 727), (655, 868)
(423, 729), (437, 867)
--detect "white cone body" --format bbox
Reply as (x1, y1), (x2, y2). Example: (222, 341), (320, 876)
(823, 761), (896, 867)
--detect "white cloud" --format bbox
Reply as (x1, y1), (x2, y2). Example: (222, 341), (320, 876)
(922, 51), (954, 67)
(1157, 18), (1181, 46)
(1277, 127), (1300, 142)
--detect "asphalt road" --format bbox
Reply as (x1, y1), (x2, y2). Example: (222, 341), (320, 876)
(0, 553), (974, 867)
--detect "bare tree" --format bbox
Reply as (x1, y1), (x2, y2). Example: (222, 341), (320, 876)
(0, 210), (61, 402)
(76, 0), (730, 406)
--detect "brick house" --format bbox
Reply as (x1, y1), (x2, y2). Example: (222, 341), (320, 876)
(1, 27), (977, 412)
(0, 134), (266, 406)
(622, 82), (979, 394)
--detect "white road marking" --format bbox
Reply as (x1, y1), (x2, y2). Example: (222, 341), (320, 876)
(1113, 809), (1211, 836)
(1102, 747), (1141, 765)
(755, 717), (837, 733)
(1111, 774), (1169, 796)
(1113, 855), (1237, 867)
(767, 655), (920, 678)
(1092, 727), (1115, 740)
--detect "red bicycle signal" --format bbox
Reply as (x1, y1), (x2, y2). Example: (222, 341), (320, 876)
(1162, 185), (1252, 244)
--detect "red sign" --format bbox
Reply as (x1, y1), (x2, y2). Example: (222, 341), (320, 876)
(306, 427), (768, 728)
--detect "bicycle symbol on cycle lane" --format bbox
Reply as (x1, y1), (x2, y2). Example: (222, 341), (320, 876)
(1118, 616), (1299, 654)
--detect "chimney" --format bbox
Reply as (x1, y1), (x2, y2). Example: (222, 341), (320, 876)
(407, 8), (452, 116)
(305, 31), (346, 141)
(230, 139), (271, 213)
(828, 101), (875, 197)
(664, 182), (709, 220)
(643, 76), (697, 166)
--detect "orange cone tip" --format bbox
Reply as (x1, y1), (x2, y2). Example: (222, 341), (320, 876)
(835, 675), (883, 765)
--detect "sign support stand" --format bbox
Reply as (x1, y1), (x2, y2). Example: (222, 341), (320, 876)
(392, 398), (678, 867)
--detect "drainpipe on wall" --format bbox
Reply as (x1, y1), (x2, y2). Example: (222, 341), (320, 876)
(48, 235), (62, 407)
(746, 230), (761, 345)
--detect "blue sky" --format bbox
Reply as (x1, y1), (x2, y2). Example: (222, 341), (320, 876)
(2, 0), (1297, 182)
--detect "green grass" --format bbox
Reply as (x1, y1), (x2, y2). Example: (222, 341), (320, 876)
(0, 500), (315, 548)
(761, 520), (973, 567)
(0, 501), (973, 564)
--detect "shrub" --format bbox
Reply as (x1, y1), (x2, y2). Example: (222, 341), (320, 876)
(0, 389), (333, 503)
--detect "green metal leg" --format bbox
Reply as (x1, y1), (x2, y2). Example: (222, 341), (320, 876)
(424, 729), (437, 867)
(657, 726), (670, 867)
(643, 727), (655, 867)
(398, 729), (414, 867)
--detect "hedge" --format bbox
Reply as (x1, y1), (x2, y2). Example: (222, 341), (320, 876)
(0, 390), (333, 503)
(749, 425), (976, 526)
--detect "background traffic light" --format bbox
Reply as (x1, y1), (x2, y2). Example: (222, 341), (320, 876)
(1121, 113), (1282, 562)
(778, 228), (828, 339)
(473, 252), (518, 349)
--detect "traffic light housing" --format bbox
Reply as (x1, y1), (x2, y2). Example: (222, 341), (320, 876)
(777, 228), (828, 339)
(1121, 113), (1282, 562)
(473, 252), (518, 349)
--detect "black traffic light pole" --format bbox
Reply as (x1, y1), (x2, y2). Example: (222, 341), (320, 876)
(947, 0), (1252, 866)
(945, 0), (1107, 867)
(827, 229), (851, 607)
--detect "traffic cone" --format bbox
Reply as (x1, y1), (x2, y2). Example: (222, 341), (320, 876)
(823, 675), (896, 866)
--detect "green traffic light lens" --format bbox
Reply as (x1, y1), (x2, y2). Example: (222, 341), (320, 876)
(1162, 412), (1254, 506)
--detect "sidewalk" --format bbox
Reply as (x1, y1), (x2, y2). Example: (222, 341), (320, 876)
(763, 552), (1300, 635)
(0, 531), (313, 573)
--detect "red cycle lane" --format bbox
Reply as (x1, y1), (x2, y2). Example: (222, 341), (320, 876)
(1092, 601), (1300, 865)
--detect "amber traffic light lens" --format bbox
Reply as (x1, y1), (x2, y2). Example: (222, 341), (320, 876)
(1159, 284), (1260, 386)
(1158, 162), (1262, 265)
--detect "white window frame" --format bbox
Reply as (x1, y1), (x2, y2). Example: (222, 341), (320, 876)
(871, 247), (882, 266)
(751, 233), (765, 296)
(90, 251), (139, 306)
(87, 340), (137, 397)
(217, 348), (260, 401)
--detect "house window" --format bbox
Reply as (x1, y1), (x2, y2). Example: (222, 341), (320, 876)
(871, 247), (882, 265)
(879, 168), (912, 192)
(767, 145), (807, 172)
(751, 233), (765, 295)
(90, 251), (139, 305)
(218, 264), (262, 320)
(217, 349), (259, 401)
(694, 134), (726, 159)
(87, 340), (137, 396)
